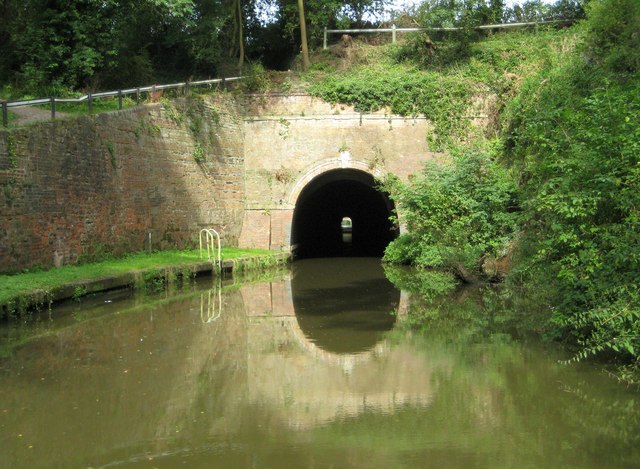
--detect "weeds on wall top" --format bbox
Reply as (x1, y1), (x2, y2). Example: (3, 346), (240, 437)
(306, 28), (572, 152)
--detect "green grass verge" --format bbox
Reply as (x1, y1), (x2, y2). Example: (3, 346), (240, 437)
(0, 265), (290, 358)
(0, 248), (273, 306)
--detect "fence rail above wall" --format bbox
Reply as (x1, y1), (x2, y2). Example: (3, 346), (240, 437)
(323, 20), (563, 49)
(1, 76), (244, 127)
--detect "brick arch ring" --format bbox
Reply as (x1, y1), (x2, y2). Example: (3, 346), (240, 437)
(285, 157), (387, 208)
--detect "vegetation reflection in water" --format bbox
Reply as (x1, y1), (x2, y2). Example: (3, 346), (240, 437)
(0, 259), (638, 468)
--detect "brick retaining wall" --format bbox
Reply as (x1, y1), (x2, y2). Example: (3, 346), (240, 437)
(0, 96), (244, 273)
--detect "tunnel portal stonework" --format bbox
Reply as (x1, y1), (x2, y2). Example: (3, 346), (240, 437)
(239, 93), (442, 252)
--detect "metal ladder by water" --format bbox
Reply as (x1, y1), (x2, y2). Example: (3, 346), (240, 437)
(199, 228), (222, 272)
(199, 228), (223, 323)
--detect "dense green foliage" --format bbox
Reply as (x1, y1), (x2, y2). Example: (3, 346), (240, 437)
(0, 0), (393, 95)
(310, 62), (473, 149)
(0, 0), (582, 96)
(502, 0), (640, 377)
(308, 28), (571, 148)
(1, 0), (204, 94)
(411, 0), (585, 27)
(383, 149), (518, 276)
(399, 0), (585, 71)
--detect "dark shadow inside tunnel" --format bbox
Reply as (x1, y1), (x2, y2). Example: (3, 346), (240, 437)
(291, 169), (398, 259)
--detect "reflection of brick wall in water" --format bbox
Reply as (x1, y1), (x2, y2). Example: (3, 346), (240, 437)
(240, 279), (294, 317)
(241, 282), (272, 317)
(0, 96), (244, 273)
(270, 279), (294, 316)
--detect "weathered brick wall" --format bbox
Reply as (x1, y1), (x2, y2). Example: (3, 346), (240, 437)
(0, 91), (487, 271)
(0, 95), (244, 273)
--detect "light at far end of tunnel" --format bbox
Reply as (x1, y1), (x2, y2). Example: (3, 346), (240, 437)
(291, 169), (397, 259)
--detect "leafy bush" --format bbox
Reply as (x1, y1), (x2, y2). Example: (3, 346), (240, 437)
(583, 0), (640, 77)
(383, 148), (519, 278)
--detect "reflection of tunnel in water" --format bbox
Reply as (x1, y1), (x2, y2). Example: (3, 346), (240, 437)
(292, 258), (400, 354)
(292, 169), (397, 259)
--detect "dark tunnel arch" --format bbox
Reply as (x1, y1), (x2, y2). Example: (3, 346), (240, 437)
(291, 169), (398, 259)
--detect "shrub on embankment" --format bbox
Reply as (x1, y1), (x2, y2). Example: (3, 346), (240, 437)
(501, 0), (640, 380)
(382, 146), (519, 283)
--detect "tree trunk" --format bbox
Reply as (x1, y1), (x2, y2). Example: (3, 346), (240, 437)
(297, 0), (310, 70)
(236, 0), (244, 68)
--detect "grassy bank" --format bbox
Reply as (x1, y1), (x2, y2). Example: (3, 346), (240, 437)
(0, 247), (279, 317)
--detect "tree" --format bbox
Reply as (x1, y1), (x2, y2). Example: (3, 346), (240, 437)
(298, 0), (311, 69)
(267, 0), (390, 66)
(235, 0), (245, 68)
(0, 0), (202, 92)
(338, 0), (389, 26)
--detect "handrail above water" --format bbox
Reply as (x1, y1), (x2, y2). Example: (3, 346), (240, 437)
(199, 228), (222, 272)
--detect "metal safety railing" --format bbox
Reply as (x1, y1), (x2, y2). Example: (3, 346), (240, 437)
(199, 228), (222, 272)
(323, 20), (563, 49)
(1, 76), (244, 127)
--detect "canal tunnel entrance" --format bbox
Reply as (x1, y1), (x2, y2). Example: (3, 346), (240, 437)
(291, 169), (397, 259)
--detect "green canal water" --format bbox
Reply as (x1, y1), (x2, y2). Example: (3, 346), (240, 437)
(0, 258), (639, 468)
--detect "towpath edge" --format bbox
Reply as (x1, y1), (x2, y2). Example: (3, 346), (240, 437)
(0, 252), (290, 318)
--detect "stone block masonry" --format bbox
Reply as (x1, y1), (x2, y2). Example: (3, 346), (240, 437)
(0, 96), (245, 273)
(240, 93), (445, 250)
